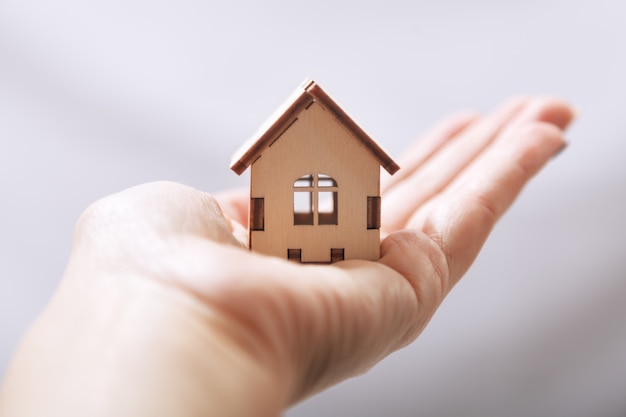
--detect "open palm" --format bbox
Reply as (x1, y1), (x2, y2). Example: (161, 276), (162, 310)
(211, 96), (573, 400)
(0, 97), (573, 417)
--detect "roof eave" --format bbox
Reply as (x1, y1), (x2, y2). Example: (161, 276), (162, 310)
(230, 81), (314, 175)
(230, 79), (400, 176)
(305, 82), (399, 175)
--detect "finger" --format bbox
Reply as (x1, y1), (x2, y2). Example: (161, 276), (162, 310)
(214, 187), (249, 227)
(408, 116), (572, 285)
(382, 97), (529, 232)
(381, 110), (480, 193)
(378, 230), (451, 333)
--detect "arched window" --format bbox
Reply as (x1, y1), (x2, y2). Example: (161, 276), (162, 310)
(294, 174), (338, 225)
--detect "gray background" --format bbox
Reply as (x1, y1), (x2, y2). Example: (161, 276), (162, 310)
(1, 1), (625, 416)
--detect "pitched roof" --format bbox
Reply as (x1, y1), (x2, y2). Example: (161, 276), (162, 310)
(230, 79), (400, 176)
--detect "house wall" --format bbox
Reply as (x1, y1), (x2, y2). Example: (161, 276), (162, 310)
(250, 101), (381, 262)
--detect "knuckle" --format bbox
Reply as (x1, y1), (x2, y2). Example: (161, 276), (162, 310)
(383, 230), (451, 308)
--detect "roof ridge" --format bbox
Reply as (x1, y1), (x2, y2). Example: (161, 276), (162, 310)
(230, 79), (399, 176)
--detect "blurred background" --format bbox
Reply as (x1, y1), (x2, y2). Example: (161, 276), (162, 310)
(1, 0), (625, 416)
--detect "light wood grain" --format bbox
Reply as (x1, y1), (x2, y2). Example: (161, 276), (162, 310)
(231, 80), (398, 262)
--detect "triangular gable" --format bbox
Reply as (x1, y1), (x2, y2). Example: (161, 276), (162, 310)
(230, 79), (400, 176)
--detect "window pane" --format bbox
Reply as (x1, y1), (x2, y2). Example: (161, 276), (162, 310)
(294, 191), (313, 212)
(317, 174), (337, 187)
(294, 175), (314, 188)
(318, 191), (338, 225)
(294, 191), (314, 225)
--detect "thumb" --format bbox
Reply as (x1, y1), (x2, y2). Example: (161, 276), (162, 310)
(73, 181), (242, 251)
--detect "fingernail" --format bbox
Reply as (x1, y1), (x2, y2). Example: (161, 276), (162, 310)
(563, 106), (580, 130)
(551, 141), (569, 160)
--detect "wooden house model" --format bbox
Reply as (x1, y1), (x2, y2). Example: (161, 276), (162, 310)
(230, 80), (399, 263)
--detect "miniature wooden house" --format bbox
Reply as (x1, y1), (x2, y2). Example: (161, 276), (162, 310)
(230, 80), (399, 263)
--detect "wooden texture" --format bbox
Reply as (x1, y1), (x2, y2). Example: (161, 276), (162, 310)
(249, 101), (381, 262)
(230, 80), (399, 262)
(305, 82), (400, 176)
(230, 79), (399, 176)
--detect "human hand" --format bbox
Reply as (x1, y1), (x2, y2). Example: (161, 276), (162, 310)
(0, 97), (574, 417)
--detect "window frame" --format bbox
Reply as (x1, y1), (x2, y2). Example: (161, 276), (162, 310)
(293, 173), (338, 226)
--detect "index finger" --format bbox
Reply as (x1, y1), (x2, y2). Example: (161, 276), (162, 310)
(409, 106), (573, 285)
(214, 187), (249, 227)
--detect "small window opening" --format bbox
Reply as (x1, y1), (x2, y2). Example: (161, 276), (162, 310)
(288, 248), (302, 262)
(318, 174), (337, 188)
(367, 196), (381, 229)
(293, 174), (338, 225)
(318, 191), (338, 225)
(294, 175), (314, 188)
(294, 191), (314, 225)
(330, 248), (345, 263)
(251, 198), (265, 231)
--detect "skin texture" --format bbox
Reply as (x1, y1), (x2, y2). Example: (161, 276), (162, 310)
(0, 97), (574, 417)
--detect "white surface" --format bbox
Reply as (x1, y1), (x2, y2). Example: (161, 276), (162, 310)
(1, 1), (625, 416)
